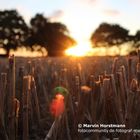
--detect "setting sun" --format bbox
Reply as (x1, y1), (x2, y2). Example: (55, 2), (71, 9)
(65, 41), (93, 57)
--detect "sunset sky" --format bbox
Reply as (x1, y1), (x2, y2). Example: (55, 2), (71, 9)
(1, 0), (140, 42)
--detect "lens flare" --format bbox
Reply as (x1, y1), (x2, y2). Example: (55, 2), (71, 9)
(50, 94), (65, 117)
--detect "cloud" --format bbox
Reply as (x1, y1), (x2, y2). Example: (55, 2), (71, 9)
(102, 9), (120, 16)
(48, 10), (64, 22)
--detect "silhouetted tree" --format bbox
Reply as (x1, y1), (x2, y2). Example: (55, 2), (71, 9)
(133, 30), (140, 48)
(90, 23), (130, 48)
(0, 10), (28, 56)
(26, 14), (76, 56)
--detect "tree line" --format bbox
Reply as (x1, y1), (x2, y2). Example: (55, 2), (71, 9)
(0, 9), (140, 56)
(0, 10), (76, 56)
(91, 23), (140, 50)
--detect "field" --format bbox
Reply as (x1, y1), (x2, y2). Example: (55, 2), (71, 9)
(0, 56), (140, 140)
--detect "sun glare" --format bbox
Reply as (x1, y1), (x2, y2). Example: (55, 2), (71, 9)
(65, 41), (134, 57)
(65, 41), (93, 57)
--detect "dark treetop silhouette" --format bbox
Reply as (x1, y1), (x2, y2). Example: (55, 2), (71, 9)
(90, 23), (131, 48)
(90, 23), (140, 55)
(134, 30), (140, 48)
(0, 10), (28, 56)
(25, 14), (76, 56)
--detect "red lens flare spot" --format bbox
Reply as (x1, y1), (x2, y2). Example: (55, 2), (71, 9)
(50, 94), (65, 117)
